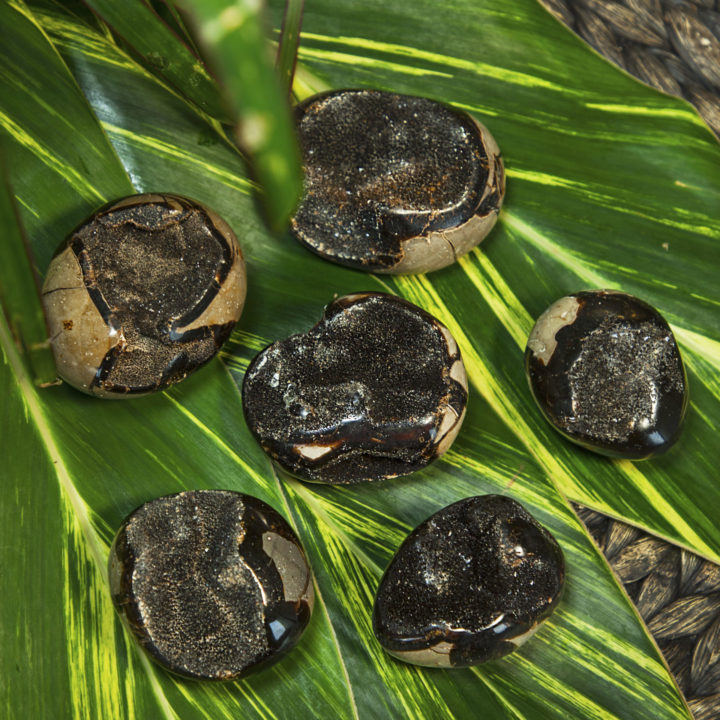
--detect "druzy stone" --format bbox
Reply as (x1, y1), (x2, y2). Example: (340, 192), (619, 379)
(108, 490), (314, 681)
(372, 495), (565, 667)
(525, 290), (688, 459)
(291, 89), (505, 274)
(42, 193), (246, 397)
(242, 292), (468, 484)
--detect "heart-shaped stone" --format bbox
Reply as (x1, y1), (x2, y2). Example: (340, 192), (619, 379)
(525, 290), (688, 458)
(373, 495), (565, 667)
(242, 292), (468, 484)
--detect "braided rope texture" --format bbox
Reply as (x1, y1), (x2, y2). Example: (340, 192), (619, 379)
(538, 0), (720, 137)
(575, 506), (720, 719)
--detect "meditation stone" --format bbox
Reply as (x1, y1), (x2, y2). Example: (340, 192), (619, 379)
(42, 193), (246, 397)
(525, 290), (688, 458)
(108, 490), (314, 680)
(372, 495), (565, 667)
(291, 89), (504, 273)
(242, 292), (468, 484)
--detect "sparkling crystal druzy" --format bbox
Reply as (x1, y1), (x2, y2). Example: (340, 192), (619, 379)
(242, 292), (468, 484)
(42, 193), (246, 397)
(373, 495), (565, 667)
(291, 89), (505, 274)
(109, 490), (314, 680)
(525, 290), (688, 458)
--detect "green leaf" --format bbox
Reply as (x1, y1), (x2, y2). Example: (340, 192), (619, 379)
(2, 0), (718, 717)
(0, 158), (56, 385)
(286, 0), (720, 564)
(0, 1), (131, 227)
(82, 0), (228, 121)
(178, 0), (303, 230)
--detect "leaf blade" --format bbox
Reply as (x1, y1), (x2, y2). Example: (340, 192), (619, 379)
(2, 0), (716, 717)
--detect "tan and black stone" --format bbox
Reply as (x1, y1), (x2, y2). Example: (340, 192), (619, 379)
(525, 290), (688, 458)
(373, 495), (564, 667)
(108, 490), (314, 681)
(242, 292), (468, 484)
(41, 193), (246, 397)
(291, 89), (504, 274)
(372, 495), (565, 668)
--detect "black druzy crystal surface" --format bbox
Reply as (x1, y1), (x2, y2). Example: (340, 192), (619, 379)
(525, 290), (687, 458)
(109, 490), (314, 680)
(291, 89), (504, 274)
(372, 495), (565, 667)
(242, 292), (468, 484)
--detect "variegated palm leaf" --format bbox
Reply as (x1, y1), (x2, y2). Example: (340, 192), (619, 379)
(1, 0), (718, 718)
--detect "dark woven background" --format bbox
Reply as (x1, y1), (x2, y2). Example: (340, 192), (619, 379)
(539, 0), (720, 137)
(575, 506), (720, 719)
(534, 2), (720, 716)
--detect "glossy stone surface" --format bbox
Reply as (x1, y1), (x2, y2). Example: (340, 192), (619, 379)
(108, 490), (314, 681)
(372, 495), (565, 667)
(42, 193), (246, 397)
(242, 292), (468, 484)
(291, 89), (504, 274)
(525, 290), (688, 459)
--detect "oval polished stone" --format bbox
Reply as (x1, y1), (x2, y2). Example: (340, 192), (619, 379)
(242, 292), (468, 484)
(372, 495), (565, 667)
(108, 490), (314, 681)
(525, 290), (688, 458)
(291, 89), (505, 274)
(42, 193), (246, 397)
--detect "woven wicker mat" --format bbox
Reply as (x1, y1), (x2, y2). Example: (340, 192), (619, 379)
(534, 1), (720, 716)
(538, 0), (720, 137)
(573, 505), (720, 718)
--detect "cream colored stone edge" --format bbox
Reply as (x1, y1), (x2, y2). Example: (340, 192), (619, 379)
(262, 532), (315, 611)
(41, 247), (120, 395)
(527, 295), (581, 366)
(383, 119), (505, 275)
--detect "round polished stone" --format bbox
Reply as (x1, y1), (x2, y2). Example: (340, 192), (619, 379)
(291, 89), (505, 274)
(372, 495), (565, 667)
(242, 292), (468, 484)
(42, 193), (246, 397)
(108, 490), (314, 680)
(525, 290), (688, 458)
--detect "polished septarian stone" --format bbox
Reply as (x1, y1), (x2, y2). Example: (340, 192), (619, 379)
(372, 495), (565, 667)
(242, 292), (468, 484)
(108, 490), (314, 680)
(41, 193), (246, 397)
(525, 290), (688, 459)
(291, 89), (504, 274)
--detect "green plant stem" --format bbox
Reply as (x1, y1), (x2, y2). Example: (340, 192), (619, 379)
(276, 0), (305, 98)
